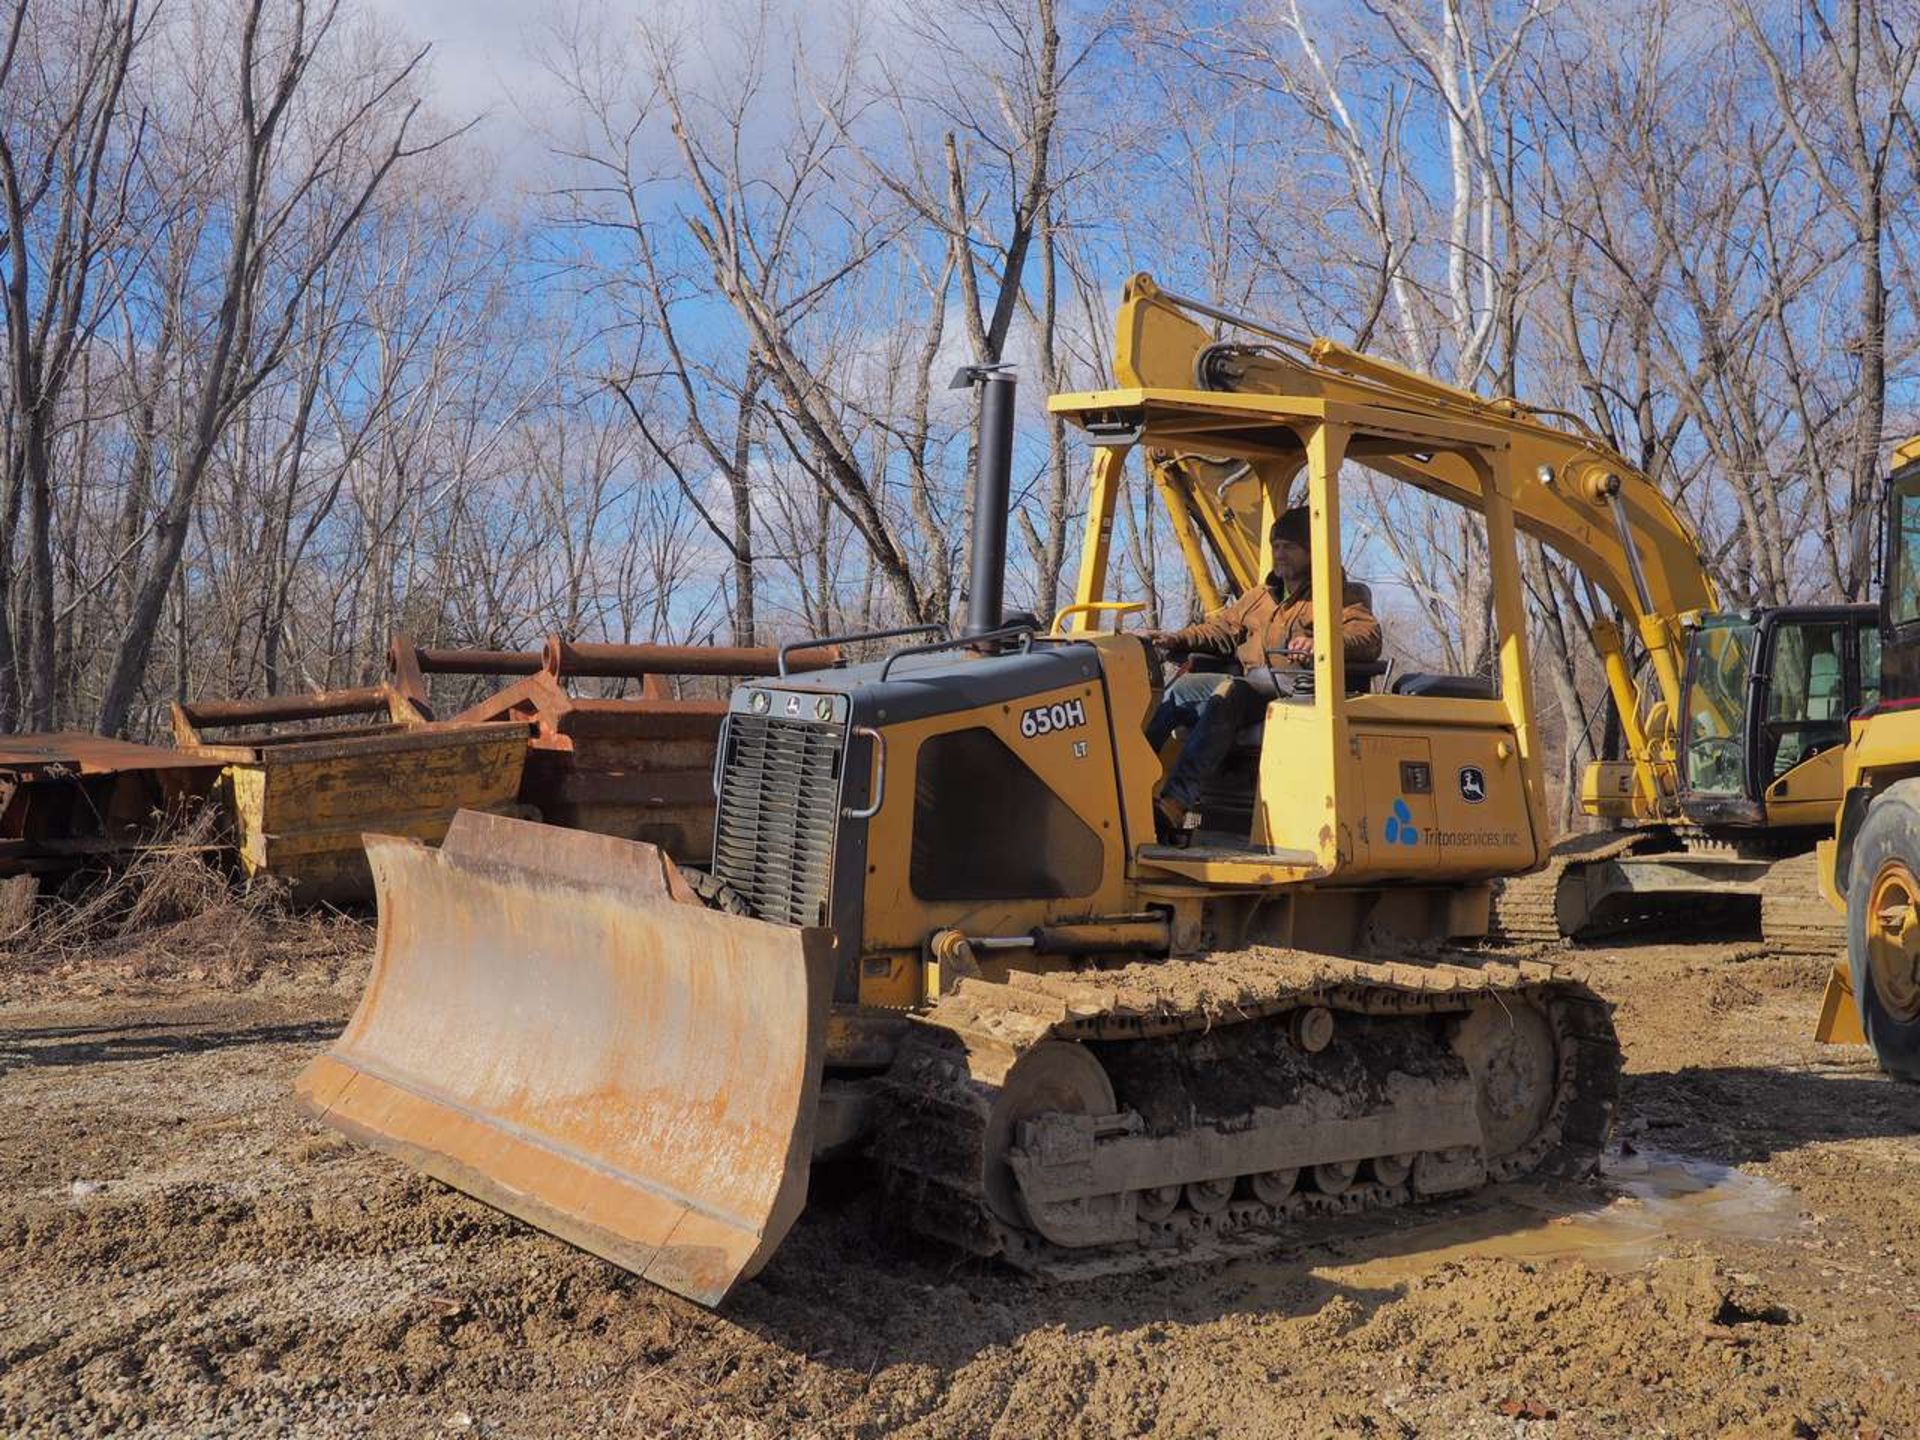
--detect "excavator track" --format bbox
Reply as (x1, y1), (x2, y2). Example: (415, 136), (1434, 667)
(1488, 831), (1649, 946)
(1755, 850), (1845, 957)
(871, 949), (1619, 1273)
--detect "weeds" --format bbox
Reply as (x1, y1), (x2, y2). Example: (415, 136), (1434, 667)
(0, 805), (371, 992)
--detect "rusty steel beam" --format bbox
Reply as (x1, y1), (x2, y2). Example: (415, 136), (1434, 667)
(175, 686), (394, 730)
(387, 635), (543, 718)
(542, 639), (839, 679)
(414, 647), (544, 676)
(0, 733), (224, 775)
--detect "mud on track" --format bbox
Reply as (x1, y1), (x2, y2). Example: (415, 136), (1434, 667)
(4, 939), (1920, 1438)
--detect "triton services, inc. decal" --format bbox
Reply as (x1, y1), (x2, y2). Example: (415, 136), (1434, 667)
(1429, 827), (1522, 847)
(1379, 798), (1519, 850)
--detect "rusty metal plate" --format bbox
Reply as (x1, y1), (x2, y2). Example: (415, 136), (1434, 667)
(295, 814), (834, 1306)
(0, 733), (225, 776)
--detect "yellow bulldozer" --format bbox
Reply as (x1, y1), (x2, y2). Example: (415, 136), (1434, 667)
(296, 276), (1629, 1306)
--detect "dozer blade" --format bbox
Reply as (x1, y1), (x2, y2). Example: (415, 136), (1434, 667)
(1814, 959), (1867, 1046)
(295, 810), (834, 1306)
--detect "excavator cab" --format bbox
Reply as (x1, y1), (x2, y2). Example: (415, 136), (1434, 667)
(1677, 606), (1878, 830)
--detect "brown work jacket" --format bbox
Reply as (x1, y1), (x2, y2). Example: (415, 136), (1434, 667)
(1167, 575), (1382, 672)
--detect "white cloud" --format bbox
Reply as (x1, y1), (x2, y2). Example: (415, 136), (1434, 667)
(360, 0), (571, 185)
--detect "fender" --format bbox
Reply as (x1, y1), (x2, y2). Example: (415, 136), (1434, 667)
(1831, 783), (1875, 897)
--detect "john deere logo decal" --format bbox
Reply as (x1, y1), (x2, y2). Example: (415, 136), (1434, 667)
(1458, 766), (1487, 804)
(1383, 797), (1420, 846)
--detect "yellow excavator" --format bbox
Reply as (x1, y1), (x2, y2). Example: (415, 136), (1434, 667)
(297, 276), (1650, 1307)
(1815, 437), (1920, 1079)
(1512, 577), (1873, 951)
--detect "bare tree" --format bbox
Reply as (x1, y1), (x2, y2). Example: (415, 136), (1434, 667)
(1732, 0), (1920, 598)
(95, 0), (446, 732)
(0, 0), (145, 725)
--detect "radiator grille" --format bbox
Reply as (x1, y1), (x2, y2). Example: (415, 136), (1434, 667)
(712, 714), (846, 927)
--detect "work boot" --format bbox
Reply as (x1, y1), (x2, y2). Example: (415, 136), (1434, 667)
(1155, 794), (1200, 847)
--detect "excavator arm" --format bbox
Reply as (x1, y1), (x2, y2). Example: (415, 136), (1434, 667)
(1065, 274), (1720, 823)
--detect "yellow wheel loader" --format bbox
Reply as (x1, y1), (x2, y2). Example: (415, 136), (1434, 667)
(297, 277), (1625, 1307)
(1815, 438), (1920, 1079)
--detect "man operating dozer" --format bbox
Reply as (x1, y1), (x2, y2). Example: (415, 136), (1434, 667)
(1144, 506), (1382, 839)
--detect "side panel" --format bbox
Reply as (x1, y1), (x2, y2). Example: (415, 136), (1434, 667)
(857, 677), (1133, 962)
(1582, 759), (1640, 819)
(1254, 700), (1346, 868)
(1762, 744), (1848, 828)
(1258, 698), (1532, 884)
(1354, 732), (1439, 876)
(1421, 725), (1536, 876)
(1344, 724), (1533, 881)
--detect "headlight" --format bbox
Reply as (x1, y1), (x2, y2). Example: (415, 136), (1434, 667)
(814, 696), (834, 722)
(749, 690), (771, 714)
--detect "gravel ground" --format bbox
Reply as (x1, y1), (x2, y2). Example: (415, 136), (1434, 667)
(2, 930), (1918, 1438)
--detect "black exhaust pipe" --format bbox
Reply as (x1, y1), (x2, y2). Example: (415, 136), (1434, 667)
(954, 363), (1017, 638)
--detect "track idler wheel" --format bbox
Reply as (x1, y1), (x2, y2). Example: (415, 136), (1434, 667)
(1183, 1178), (1234, 1215)
(1454, 997), (1560, 1168)
(1136, 1185), (1180, 1222)
(1312, 1160), (1358, 1195)
(1249, 1168), (1299, 1204)
(988, 1041), (1133, 1247)
(1369, 1154), (1414, 1188)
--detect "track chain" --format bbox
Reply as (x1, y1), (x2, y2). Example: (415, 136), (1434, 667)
(1488, 831), (1649, 946)
(1754, 850), (1845, 957)
(871, 949), (1620, 1272)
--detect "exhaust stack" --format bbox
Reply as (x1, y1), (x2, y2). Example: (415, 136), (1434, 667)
(954, 364), (1017, 638)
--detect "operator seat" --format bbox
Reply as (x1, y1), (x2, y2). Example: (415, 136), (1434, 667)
(1391, 671), (1496, 700)
(1772, 648), (1846, 776)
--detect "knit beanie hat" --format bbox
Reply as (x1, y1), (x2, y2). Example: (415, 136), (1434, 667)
(1270, 506), (1311, 549)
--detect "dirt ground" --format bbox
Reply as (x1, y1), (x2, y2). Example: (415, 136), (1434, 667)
(4, 922), (1919, 1439)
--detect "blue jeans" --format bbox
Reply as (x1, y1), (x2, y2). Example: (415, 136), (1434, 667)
(1147, 672), (1265, 808)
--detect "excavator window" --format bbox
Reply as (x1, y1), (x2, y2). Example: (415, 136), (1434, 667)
(1681, 619), (1754, 798)
(1762, 620), (1850, 778)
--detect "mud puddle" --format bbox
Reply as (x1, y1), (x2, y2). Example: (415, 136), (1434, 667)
(1314, 1149), (1800, 1281)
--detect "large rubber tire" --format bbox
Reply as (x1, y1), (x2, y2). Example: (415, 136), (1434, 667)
(1843, 783), (1920, 1081)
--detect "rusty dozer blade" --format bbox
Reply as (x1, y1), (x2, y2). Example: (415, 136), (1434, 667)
(295, 810), (834, 1306)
